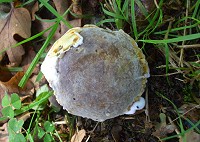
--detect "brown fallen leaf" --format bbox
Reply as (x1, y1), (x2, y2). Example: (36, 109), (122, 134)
(179, 103), (200, 123)
(52, 0), (70, 36)
(21, 47), (36, 66)
(0, 3), (31, 66)
(71, 129), (86, 142)
(53, 0), (69, 16)
(0, 68), (12, 82)
(180, 130), (200, 142)
(0, 71), (34, 117)
(35, 0), (82, 42)
(0, 68), (13, 117)
(71, 0), (82, 15)
(34, 20), (61, 42)
(0, 123), (8, 142)
(152, 113), (176, 139)
(0, 71), (34, 95)
(0, 53), (5, 62)
(30, 1), (39, 21)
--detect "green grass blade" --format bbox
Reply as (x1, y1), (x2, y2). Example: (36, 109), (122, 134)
(0, 67), (23, 72)
(138, 0), (163, 37)
(0, 26), (52, 55)
(161, 120), (200, 141)
(184, 118), (200, 133)
(102, 4), (125, 19)
(0, 0), (12, 2)
(96, 18), (115, 26)
(18, 22), (59, 88)
(35, 15), (58, 23)
(135, 0), (151, 23)
(192, 0), (200, 18)
(143, 8), (163, 37)
(131, 0), (138, 39)
(156, 92), (186, 140)
(122, 0), (129, 13)
(154, 22), (200, 35)
(174, 17), (200, 28)
(14, 91), (53, 116)
(19, 0), (35, 7)
(139, 33), (200, 44)
(116, 0), (129, 22)
(39, 0), (72, 28)
(116, 0), (121, 9)
(113, 0), (120, 14)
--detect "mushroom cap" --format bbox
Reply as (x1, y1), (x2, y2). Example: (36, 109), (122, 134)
(41, 25), (149, 121)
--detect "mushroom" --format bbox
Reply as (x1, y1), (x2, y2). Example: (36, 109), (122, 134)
(41, 25), (149, 122)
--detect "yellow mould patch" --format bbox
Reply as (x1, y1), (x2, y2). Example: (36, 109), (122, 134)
(48, 27), (83, 58)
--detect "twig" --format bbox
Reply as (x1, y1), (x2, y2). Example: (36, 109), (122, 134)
(145, 88), (151, 122)
(176, 44), (200, 49)
(179, 0), (189, 67)
(154, 0), (159, 8)
(85, 122), (99, 142)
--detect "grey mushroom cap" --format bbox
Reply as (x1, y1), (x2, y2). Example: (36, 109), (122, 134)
(41, 25), (149, 122)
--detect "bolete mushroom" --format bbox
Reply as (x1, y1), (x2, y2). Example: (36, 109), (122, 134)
(41, 25), (149, 122)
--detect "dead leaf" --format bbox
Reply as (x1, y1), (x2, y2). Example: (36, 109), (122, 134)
(0, 68), (12, 117)
(69, 19), (81, 29)
(35, 0), (82, 42)
(71, 0), (82, 15)
(180, 130), (200, 142)
(52, 0), (69, 15)
(52, 0), (70, 36)
(0, 72), (33, 95)
(0, 3), (31, 66)
(31, 1), (39, 21)
(0, 123), (8, 142)
(0, 71), (34, 117)
(71, 129), (86, 142)
(0, 53), (5, 62)
(21, 47), (36, 66)
(152, 113), (176, 139)
(30, 74), (42, 92)
(0, 68), (12, 82)
(34, 20), (61, 41)
(179, 103), (200, 123)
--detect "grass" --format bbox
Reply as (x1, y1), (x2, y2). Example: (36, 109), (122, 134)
(156, 92), (200, 141)
(19, 0), (73, 88)
(0, 0), (199, 141)
(0, 0), (75, 141)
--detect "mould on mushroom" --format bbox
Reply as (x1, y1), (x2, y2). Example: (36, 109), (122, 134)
(125, 97), (146, 114)
(48, 27), (83, 58)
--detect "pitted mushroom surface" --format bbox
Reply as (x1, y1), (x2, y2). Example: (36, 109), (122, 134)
(41, 25), (149, 122)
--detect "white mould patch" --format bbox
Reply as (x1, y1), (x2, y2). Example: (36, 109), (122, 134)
(41, 55), (59, 88)
(41, 27), (83, 89)
(125, 97), (145, 114)
(72, 32), (83, 48)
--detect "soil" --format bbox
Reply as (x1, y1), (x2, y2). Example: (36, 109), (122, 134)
(69, 1), (199, 141)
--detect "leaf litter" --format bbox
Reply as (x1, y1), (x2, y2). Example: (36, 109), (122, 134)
(70, 129), (86, 142)
(0, 3), (31, 66)
(34, 0), (81, 42)
(0, 0), (200, 142)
